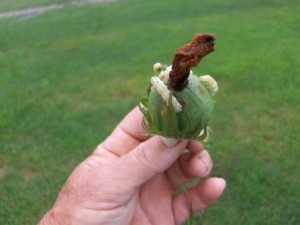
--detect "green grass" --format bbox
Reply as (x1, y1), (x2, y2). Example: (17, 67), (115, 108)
(0, 0), (300, 224)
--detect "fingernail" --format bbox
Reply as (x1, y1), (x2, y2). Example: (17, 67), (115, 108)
(160, 137), (179, 147)
(216, 178), (227, 189)
(199, 155), (211, 176)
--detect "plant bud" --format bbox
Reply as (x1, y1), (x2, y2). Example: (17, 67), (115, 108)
(140, 33), (218, 140)
(140, 67), (218, 140)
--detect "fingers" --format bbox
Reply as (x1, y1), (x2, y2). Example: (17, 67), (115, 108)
(115, 107), (148, 142)
(167, 141), (212, 189)
(95, 107), (150, 157)
(173, 177), (226, 224)
(114, 136), (187, 188)
(186, 141), (205, 154)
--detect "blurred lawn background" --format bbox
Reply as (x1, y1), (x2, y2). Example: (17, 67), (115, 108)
(0, 0), (299, 224)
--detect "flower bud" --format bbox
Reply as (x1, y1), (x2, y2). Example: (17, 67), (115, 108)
(140, 33), (218, 141)
(140, 67), (217, 140)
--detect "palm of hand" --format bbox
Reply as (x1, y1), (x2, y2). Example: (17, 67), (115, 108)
(50, 108), (225, 225)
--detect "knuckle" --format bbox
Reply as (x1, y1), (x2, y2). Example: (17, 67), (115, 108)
(135, 144), (152, 167)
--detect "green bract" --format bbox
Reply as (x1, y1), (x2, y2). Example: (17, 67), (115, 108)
(140, 65), (218, 140)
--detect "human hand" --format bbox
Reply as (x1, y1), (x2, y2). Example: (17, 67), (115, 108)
(39, 107), (226, 225)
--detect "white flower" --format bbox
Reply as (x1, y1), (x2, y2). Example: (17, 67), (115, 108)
(199, 75), (218, 96)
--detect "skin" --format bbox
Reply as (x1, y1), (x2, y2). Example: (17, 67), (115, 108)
(39, 107), (226, 225)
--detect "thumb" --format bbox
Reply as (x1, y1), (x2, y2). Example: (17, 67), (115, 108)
(116, 136), (187, 188)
